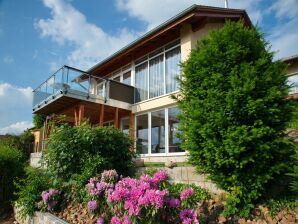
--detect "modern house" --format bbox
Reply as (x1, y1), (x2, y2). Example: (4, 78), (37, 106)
(31, 5), (253, 166)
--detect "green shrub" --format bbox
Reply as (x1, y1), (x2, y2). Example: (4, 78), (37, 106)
(287, 148), (298, 193)
(14, 167), (53, 217)
(33, 114), (46, 129)
(176, 21), (296, 217)
(0, 144), (25, 213)
(288, 101), (298, 130)
(0, 131), (34, 160)
(44, 123), (134, 190)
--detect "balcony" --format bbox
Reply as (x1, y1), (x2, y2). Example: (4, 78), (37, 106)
(33, 65), (135, 115)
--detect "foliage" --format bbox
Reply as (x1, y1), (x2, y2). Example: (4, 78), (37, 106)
(176, 21), (296, 217)
(85, 169), (208, 224)
(287, 147), (298, 193)
(33, 114), (46, 129)
(263, 197), (298, 217)
(288, 101), (298, 130)
(0, 131), (34, 160)
(0, 144), (25, 213)
(43, 123), (134, 203)
(37, 189), (61, 212)
(14, 167), (53, 217)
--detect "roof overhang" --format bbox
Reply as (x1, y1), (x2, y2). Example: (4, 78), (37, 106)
(88, 5), (251, 77)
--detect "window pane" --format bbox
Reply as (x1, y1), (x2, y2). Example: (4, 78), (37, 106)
(136, 114), (148, 154)
(121, 117), (130, 134)
(96, 82), (104, 97)
(151, 110), (165, 154)
(123, 71), (131, 85)
(165, 47), (181, 93)
(149, 55), (164, 98)
(135, 62), (148, 102)
(168, 107), (183, 153)
(287, 74), (298, 94)
(114, 76), (121, 82)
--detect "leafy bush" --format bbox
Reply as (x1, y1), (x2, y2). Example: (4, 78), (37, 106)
(0, 144), (25, 213)
(288, 149), (298, 193)
(288, 101), (298, 130)
(33, 114), (46, 129)
(14, 167), (53, 217)
(0, 131), (34, 160)
(43, 123), (134, 201)
(85, 169), (208, 223)
(176, 21), (296, 217)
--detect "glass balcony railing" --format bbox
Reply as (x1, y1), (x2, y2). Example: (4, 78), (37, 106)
(33, 65), (108, 108)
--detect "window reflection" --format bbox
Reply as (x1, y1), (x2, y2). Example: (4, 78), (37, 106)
(288, 74), (298, 94)
(151, 110), (165, 153)
(136, 114), (148, 154)
(168, 107), (183, 152)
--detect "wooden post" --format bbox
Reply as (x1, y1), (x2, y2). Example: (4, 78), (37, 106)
(78, 104), (85, 125)
(114, 108), (119, 128)
(74, 106), (78, 126)
(99, 104), (104, 126)
(129, 112), (135, 140)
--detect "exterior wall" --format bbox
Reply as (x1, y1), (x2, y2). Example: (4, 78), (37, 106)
(33, 129), (43, 153)
(141, 154), (187, 163)
(180, 22), (224, 62)
(132, 93), (177, 113)
(30, 152), (42, 168)
(136, 166), (223, 194)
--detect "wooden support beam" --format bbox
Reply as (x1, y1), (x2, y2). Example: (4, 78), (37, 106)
(78, 104), (85, 125)
(129, 112), (135, 140)
(114, 108), (119, 128)
(74, 106), (78, 126)
(99, 104), (104, 126)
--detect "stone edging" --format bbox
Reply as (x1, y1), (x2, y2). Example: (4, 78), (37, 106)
(14, 206), (68, 224)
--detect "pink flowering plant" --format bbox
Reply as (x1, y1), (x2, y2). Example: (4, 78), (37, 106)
(37, 188), (61, 212)
(85, 169), (210, 223)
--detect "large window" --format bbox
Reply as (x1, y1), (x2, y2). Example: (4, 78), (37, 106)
(168, 107), (183, 152)
(151, 110), (165, 153)
(135, 62), (148, 102)
(136, 106), (183, 155)
(136, 114), (149, 154)
(288, 74), (298, 94)
(149, 55), (164, 98)
(135, 40), (181, 103)
(166, 47), (181, 93)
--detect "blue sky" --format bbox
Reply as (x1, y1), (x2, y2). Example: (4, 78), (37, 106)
(0, 0), (298, 134)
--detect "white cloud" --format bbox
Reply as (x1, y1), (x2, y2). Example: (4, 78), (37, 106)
(3, 55), (14, 64)
(266, 0), (298, 58)
(0, 82), (33, 134)
(35, 0), (138, 70)
(115, 0), (262, 30)
(115, 0), (298, 59)
(0, 121), (33, 135)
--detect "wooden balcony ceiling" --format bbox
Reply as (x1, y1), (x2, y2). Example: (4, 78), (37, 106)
(33, 94), (130, 120)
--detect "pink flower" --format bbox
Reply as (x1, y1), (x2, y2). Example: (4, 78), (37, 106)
(152, 170), (168, 183)
(101, 169), (119, 183)
(179, 209), (198, 224)
(111, 216), (122, 224)
(123, 216), (132, 224)
(87, 200), (97, 211)
(168, 198), (181, 208)
(180, 187), (195, 200)
(96, 217), (104, 224)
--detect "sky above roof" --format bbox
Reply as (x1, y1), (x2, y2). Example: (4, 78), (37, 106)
(0, 0), (298, 134)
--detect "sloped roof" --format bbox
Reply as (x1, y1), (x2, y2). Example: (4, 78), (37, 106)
(88, 4), (251, 76)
